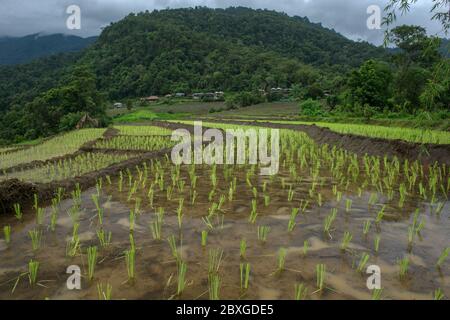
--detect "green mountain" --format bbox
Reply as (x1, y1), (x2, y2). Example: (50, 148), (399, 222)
(0, 7), (389, 143)
(0, 33), (97, 65)
(82, 7), (386, 99)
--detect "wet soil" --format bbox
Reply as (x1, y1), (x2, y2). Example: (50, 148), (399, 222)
(0, 157), (448, 300)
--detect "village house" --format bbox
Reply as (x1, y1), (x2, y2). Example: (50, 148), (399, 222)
(141, 96), (160, 103)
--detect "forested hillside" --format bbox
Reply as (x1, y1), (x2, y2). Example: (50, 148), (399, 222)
(1, 7), (447, 144)
(0, 33), (97, 65)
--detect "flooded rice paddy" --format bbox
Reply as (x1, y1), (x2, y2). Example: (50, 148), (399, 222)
(0, 127), (448, 300)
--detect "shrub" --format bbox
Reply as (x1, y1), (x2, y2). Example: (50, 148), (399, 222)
(299, 99), (325, 117)
(59, 112), (85, 131)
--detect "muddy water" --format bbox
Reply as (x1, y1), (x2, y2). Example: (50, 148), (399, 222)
(0, 159), (448, 300)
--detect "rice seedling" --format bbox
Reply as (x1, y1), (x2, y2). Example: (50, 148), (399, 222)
(147, 186), (154, 208)
(28, 229), (42, 251)
(118, 171), (124, 192)
(374, 235), (381, 253)
(208, 190), (215, 202)
(252, 187), (258, 199)
(248, 199), (258, 224)
(202, 216), (214, 230)
(97, 229), (112, 248)
(208, 274), (221, 300)
(28, 259), (39, 286)
(129, 233), (135, 251)
(177, 260), (188, 295)
(287, 208), (299, 232)
(13, 203), (22, 221)
(375, 205), (386, 224)
(66, 222), (80, 257)
(436, 247), (449, 268)
(368, 193), (378, 206)
(303, 240), (309, 256)
(276, 248), (287, 273)
(407, 226), (415, 247)
(124, 246), (136, 282)
(240, 263), (251, 290)
(372, 288), (383, 300)
(434, 202), (445, 215)
(217, 194), (226, 211)
(177, 198), (184, 229)
(167, 235), (179, 261)
(317, 193), (323, 207)
(315, 264), (326, 291)
(363, 220), (372, 236)
(264, 194), (270, 207)
(336, 191), (342, 203)
(191, 190), (197, 205)
(257, 226), (270, 243)
(150, 210), (164, 240)
(345, 199), (352, 213)
(228, 184), (234, 202)
(433, 288), (444, 300)
(294, 283), (308, 300)
(3, 225), (11, 244)
(129, 209), (136, 233)
(356, 253), (370, 273)
(97, 283), (113, 300)
(208, 249), (224, 274)
(323, 208), (337, 237)
(288, 185), (294, 202)
(340, 231), (352, 252)
(87, 246), (98, 281)
(240, 239), (247, 259)
(208, 202), (218, 217)
(398, 256), (410, 279)
(49, 202), (59, 232)
(68, 205), (80, 224)
(201, 230), (208, 247)
(36, 207), (45, 226)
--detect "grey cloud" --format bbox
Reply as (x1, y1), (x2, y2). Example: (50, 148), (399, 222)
(0, 0), (443, 45)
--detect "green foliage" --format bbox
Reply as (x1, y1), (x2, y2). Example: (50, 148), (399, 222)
(225, 92), (266, 109)
(0, 65), (107, 142)
(348, 60), (393, 110)
(59, 112), (85, 131)
(299, 99), (325, 117)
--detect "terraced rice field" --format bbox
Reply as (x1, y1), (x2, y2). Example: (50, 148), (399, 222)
(225, 120), (450, 145)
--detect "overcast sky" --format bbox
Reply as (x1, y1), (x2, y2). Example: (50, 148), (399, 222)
(0, 0), (444, 45)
